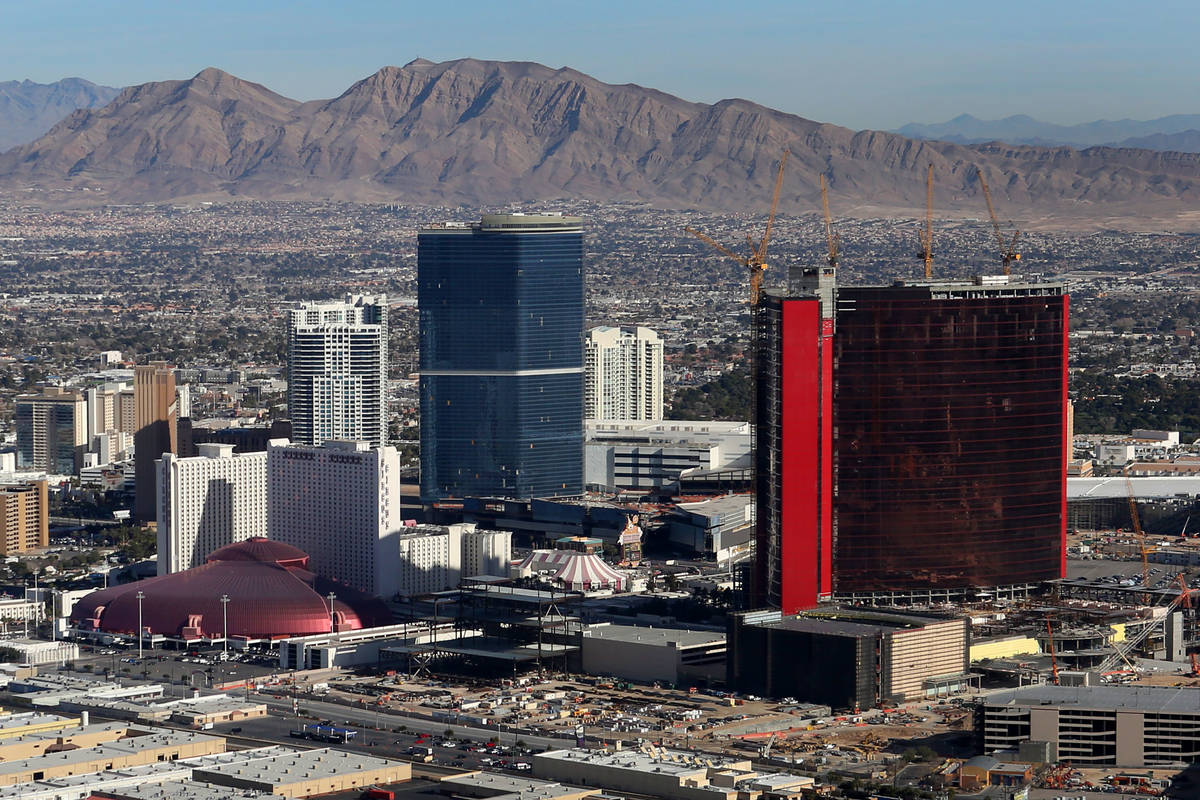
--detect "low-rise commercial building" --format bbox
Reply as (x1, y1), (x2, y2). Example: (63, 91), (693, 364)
(585, 420), (750, 491)
(440, 772), (598, 800)
(0, 639), (77, 666)
(0, 727), (223, 786)
(0, 737), (408, 800)
(190, 746), (409, 796)
(278, 621), (463, 670)
(532, 747), (752, 800)
(0, 709), (79, 740)
(667, 494), (754, 559)
(957, 756), (1034, 791)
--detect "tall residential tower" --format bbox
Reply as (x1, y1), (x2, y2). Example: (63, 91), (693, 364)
(15, 386), (87, 474)
(287, 295), (388, 448)
(418, 213), (584, 501)
(584, 325), (663, 421)
(133, 362), (177, 522)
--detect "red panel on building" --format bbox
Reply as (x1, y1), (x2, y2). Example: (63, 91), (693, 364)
(757, 295), (831, 613)
(779, 299), (820, 612)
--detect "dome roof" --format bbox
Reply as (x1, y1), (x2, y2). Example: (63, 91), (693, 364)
(207, 537), (309, 568)
(71, 539), (390, 640)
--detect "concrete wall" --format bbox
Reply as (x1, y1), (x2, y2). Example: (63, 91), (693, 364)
(1028, 707), (1059, 744)
(970, 636), (1040, 662)
(580, 635), (681, 684)
(1116, 711), (1146, 768)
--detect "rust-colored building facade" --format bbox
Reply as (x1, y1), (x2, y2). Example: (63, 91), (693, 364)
(0, 480), (48, 555)
(133, 361), (177, 522)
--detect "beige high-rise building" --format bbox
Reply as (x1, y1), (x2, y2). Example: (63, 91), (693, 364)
(157, 445), (269, 574)
(86, 381), (134, 464)
(0, 480), (48, 554)
(134, 362), (177, 522)
(15, 386), (87, 474)
(585, 326), (664, 421)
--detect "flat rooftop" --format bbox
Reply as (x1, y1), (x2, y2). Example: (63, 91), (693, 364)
(98, 780), (279, 800)
(741, 607), (959, 637)
(0, 751), (291, 800)
(675, 495), (754, 518)
(0, 710), (75, 731)
(0, 728), (220, 776)
(442, 772), (594, 799)
(536, 747), (747, 777)
(1068, 476), (1200, 499)
(840, 278), (1064, 300)
(192, 746), (403, 784)
(580, 625), (725, 648)
(984, 685), (1200, 713)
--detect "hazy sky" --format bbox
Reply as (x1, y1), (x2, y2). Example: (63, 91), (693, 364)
(3, 0), (1195, 131)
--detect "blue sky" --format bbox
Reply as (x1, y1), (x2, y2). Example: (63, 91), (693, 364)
(2, 0), (1194, 130)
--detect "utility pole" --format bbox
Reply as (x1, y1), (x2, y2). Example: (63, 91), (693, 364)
(220, 594), (230, 656)
(135, 590), (145, 660)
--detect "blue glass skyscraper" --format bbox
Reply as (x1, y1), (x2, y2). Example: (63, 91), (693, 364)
(418, 213), (584, 501)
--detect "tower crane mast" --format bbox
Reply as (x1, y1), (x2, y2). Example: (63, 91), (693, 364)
(976, 168), (1021, 275)
(919, 164), (933, 278)
(820, 174), (839, 269)
(685, 150), (789, 305)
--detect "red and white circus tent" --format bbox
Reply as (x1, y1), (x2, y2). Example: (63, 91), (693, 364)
(517, 549), (629, 592)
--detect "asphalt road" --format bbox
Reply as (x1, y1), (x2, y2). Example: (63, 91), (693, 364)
(250, 694), (575, 752)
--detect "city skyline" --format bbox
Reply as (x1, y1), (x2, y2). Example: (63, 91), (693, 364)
(1, 1), (1195, 131)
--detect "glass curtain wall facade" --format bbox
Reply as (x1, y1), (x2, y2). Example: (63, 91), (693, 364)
(419, 214), (584, 501)
(832, 283), (1068, 592)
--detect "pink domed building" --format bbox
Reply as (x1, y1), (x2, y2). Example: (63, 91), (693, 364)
(71, 538), (390, 642)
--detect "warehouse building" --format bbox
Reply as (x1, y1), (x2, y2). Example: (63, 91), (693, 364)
(979, 685), (1200, 767)
(532, 746), (813, 800)
(190, 747), (410, 796)
(0, 727), (223, 786)
(440, 772), (598, 800)
(579, 624), (726, 685)
(728, 608), (970, 709)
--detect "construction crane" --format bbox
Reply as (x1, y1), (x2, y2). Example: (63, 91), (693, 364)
(820, 174), (839, 269)
(975, 167), (1021, 275)
(1125, 475), (1153, 588)
(918, 164), (933, 278)
(1045, 616), (1060, 685)
(684, 149), (789, 305)
(1098, 576), (1197, 675)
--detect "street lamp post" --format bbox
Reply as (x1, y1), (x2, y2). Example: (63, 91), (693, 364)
(135, 590), (145, 660)
(327, 592), (336, 634)
(219, 595), (230, 656)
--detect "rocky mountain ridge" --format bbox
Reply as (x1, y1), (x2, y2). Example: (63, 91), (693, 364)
(2, 59), (1198, 226)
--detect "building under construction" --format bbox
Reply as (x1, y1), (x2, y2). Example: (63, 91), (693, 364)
(756, 272), (1069, 612)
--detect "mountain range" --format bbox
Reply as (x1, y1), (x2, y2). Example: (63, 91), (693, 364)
(895, 113), (1200, 151)
(2, 59), (1200, 225)
(0, 78), (120, 151)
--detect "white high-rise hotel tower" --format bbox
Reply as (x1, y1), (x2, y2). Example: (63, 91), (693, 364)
(585, 326), (663, 420)
(287, 295), (388, 448)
